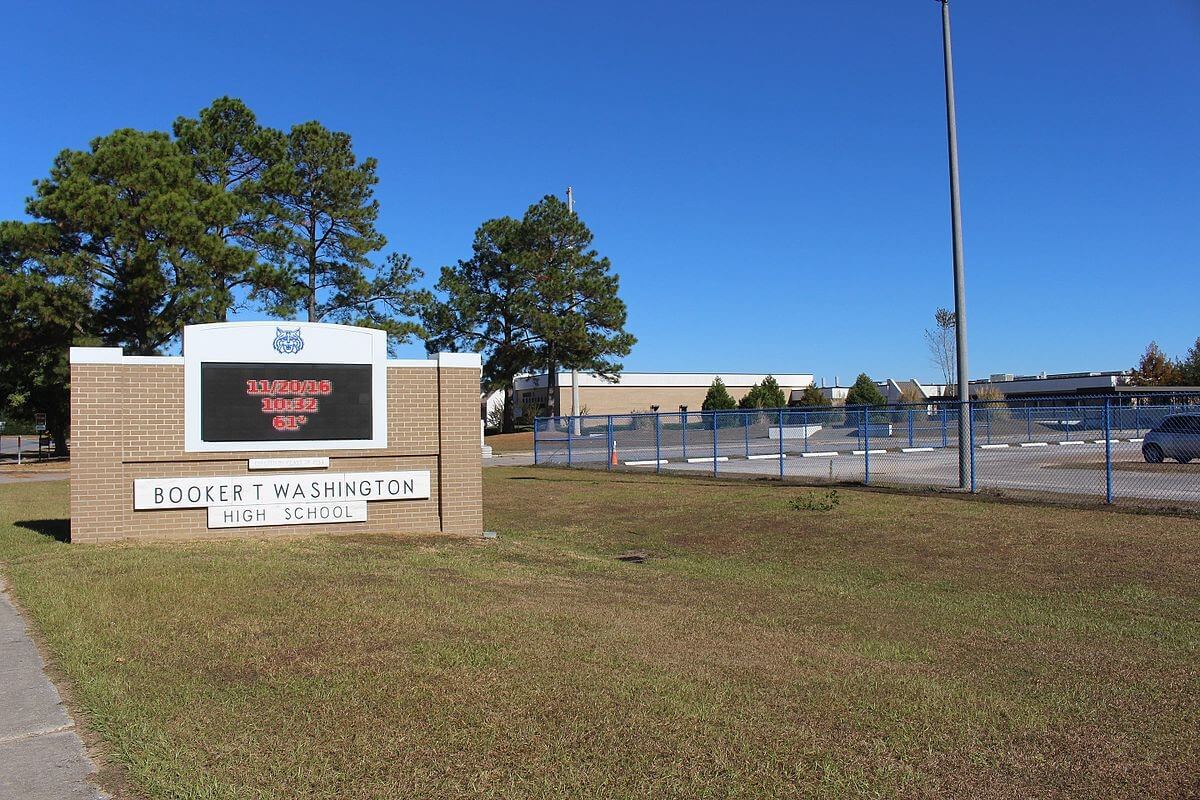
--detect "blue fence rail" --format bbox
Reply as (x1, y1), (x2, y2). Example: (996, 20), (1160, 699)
(533, 394), (1200, 508)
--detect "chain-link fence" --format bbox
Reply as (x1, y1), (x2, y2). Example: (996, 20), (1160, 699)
(534, 394), (1200, 509)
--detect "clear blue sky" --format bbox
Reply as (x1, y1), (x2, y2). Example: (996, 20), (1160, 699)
(3, 1), (1198, 383)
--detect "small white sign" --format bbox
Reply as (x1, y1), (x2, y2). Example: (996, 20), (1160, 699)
(134, 470), (431, 511)
(207, 501), (368, 529)
(248, 457), (330, 471)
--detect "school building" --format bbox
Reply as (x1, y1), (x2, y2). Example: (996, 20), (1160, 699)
(510, 372), (815, 418)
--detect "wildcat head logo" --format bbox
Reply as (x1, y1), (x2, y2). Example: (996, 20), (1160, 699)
(272, 328), (304, 355)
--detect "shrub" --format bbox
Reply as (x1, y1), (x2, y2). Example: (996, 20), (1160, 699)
(790, 490), (840, 512)
(972, 384), (1005, 403)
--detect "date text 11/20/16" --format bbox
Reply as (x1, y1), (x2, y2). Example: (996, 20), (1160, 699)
(245, 379), (333, 431)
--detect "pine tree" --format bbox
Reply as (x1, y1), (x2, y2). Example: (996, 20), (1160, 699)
(172, 97), (283, 321)
(758, 375), (787, 408)
(15, 128), (235, 353)
(256, 121), (424, 346)
(799, 384), (831, 407)
(422, 217), (538, 433)
(737, 382), (763, 410)
(845, 373), (887, 407)
(517, 196), (635, 418)
(702, 377), (736, 410)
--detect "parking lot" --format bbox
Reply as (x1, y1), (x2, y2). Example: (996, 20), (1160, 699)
(536, 412), (1200, 508)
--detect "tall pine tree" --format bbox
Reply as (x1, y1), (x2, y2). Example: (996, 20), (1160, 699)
(256, 121), (424, 347)
(422, 217), (538, 432)
(14, 128), (235, 353)
(519, 196), (635, 417)
(173, 97), (283, 320)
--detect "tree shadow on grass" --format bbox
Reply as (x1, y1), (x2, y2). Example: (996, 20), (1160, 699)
(15, 519), (70, 543)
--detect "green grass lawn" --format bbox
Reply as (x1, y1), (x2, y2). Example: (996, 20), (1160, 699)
(2, 469), (1198, 799)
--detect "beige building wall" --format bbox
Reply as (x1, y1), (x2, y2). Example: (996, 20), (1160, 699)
(563, 385), (763, 416)
(514, 379), (812, 418)
(70, 355), (481, 544)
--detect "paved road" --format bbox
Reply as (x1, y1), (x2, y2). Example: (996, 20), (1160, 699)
(0, 577), (108, 799)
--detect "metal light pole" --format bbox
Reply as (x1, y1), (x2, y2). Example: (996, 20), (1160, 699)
(567, 186), (581, 435)
(939, 0), (971, 490)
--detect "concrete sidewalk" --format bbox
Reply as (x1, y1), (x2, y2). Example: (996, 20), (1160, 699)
(0, 577), (108, 799)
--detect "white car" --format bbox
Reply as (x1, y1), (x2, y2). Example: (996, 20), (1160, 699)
(1142, 414), (1200, 464)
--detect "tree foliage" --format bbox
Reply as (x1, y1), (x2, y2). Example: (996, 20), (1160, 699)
(422, 217), (537, 433)
(422, 194), (635, 426)
(0, 229), (94, 452)
(254, 121), (424, 344)
(14, 128), (238, 354)
(701, 377), (736, 411)
(1131, 341), (1181, 387)
(737, 376), (788, 410)
(0, 97), (426, 443)
(519, 196), (635, 417)
(172, 97), (283, 320)
(797, 384), (831, 407)
(972, 383), (1005, 402)
(845, 373), (887, 407)
(1176, 338), (1200, 387)
(924, 307), (957, 397)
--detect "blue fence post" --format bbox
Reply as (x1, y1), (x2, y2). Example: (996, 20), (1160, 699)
(1104, 398), (1113, 504)
(606, 415), (614, 471)
(743, 411), (750, 458)
(681, 410), (688, 460)
(1134, 403), (1141, 437)
(655, 414), (662, 474)
(778, 408), (785, 480)
(941, 405), (948, 448)
(566, 417), (573, 466)
(534, 418), (540, 464)
(969, 404), (976, 492)
(804, 411), (810, 453)
(907, 408), (913, 448)
(863, 407), (870, 486)
(712, 411), (719, 476)
(1026, 407), (1032, 443)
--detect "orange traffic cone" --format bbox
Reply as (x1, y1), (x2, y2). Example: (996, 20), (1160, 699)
(611, 444), (619, 466)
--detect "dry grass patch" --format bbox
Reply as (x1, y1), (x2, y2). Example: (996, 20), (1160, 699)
(484, 431), (535, 453)
(0, 469), (1198, 799)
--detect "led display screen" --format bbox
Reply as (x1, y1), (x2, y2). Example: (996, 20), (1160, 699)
(200, 362), (373, 442)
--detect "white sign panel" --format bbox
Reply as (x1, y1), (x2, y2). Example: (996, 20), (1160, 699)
(134, 470), (430, 528)
(182, 321), (389, 453)
(208, 501), (369, 529)
(248, 457), (330, 471)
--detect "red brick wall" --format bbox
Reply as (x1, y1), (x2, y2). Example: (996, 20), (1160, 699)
(70, 361), (481, 543)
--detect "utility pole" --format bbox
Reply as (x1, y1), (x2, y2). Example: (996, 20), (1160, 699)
(939, 0), (972, 490)
(567, 186), (581, 434)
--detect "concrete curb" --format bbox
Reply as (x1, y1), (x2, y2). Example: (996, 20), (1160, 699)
(0, 577), (108, 799)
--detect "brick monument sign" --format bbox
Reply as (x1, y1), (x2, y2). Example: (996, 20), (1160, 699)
(69, 322), (482, 543)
